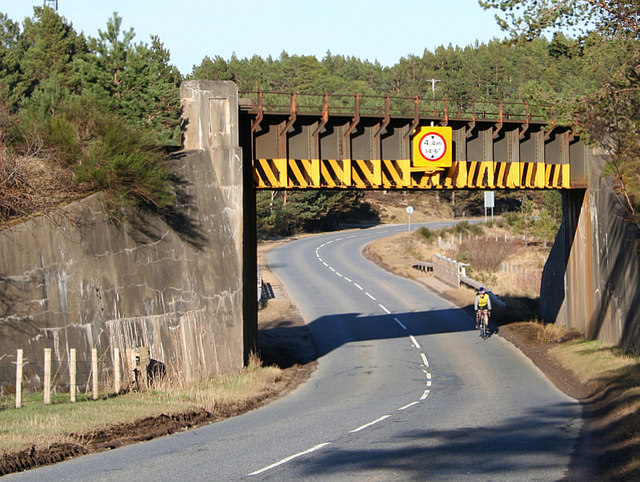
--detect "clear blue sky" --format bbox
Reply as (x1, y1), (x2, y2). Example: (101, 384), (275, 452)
(2, 1), (508, 75)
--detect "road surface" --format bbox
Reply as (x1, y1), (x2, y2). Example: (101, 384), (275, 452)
(8, 223), (582, 480)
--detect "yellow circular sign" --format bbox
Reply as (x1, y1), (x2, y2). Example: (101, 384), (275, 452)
(412, 126), (452, 168)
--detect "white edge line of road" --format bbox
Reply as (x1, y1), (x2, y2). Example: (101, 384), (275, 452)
(247, 443), (331, 476)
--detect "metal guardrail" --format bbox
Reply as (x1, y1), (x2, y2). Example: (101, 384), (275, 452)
(412, 262), (433, 272)
(239, 90), (552, 124)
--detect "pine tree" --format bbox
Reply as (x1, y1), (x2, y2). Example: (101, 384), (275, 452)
(77, 13), (182, 145)
(16, 6), (85, 103)
(0, 13), (21, 109)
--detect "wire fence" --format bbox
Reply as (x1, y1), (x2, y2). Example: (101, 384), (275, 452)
(1, 347), (158, 410)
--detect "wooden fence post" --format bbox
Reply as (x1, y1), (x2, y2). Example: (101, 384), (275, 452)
(126, 348), (135, 388)
(91, 348), (98, 400)
(69, 348), (76, 403)
(44, 348), (51, 405)
(15, 349), (23, 409)
(114, 348), (121, 394)
(138, 347), (150, 389)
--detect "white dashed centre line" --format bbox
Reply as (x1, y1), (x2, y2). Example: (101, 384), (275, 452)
(350, 415), (391, 433)
(394, 318), (407, 330)
(315, 236), (435, 440)
(421, 353), (430, 367)
(398, 401), (419, 410)
(247, 443), (331, 476)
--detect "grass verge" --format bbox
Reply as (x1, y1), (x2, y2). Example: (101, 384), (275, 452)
(551, 338), (640, 479)
(0, 357), (282, 454)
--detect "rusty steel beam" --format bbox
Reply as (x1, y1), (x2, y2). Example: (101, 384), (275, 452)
(238, 90), (585, 190)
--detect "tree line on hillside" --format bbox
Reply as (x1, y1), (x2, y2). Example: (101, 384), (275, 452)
(0, 3), (637, 236)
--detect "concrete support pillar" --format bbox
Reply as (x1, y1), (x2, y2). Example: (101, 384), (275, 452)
(180, 80), (257, 365)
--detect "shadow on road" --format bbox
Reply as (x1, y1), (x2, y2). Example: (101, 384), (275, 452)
(258, 304), (502, 368)
(293, 399), (579, 479)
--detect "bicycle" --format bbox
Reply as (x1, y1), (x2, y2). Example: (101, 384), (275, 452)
(476, 308), (490, 339)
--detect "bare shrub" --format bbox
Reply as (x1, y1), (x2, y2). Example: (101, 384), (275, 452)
(0, 136), (85, 226)
(460, 236), (519, 272)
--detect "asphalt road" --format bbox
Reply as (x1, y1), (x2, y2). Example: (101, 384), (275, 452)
(8, 223), (582, 481)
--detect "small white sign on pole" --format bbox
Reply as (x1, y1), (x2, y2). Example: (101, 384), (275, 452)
(406, 206), (414, 231)
(484, 191), (495, 221)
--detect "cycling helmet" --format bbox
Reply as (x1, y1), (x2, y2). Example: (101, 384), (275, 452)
(478, 287), (486, 294)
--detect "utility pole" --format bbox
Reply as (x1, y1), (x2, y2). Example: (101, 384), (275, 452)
(43, 0), (59, 11)
(427, 78), (441, 96)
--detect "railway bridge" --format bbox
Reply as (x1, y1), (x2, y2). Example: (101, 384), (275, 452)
(242, 90), (587, 191)
(180, 80), (640, 359)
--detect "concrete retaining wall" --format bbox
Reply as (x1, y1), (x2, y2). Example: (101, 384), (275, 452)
(0, 81), (248, 390)
(541, 155), (640, 352)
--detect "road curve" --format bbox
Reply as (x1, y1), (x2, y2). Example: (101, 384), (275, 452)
(8, 223), (581, 481)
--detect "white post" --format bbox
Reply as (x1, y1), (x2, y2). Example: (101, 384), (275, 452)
(44, 348), (51, 405)
(15, 349), (23, 409)
(69, 348), (76, 402)
(92, 348), (98, 400)
(114, 348), (121, 394)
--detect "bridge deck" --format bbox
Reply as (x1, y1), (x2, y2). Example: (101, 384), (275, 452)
(239, 91), (588, 190)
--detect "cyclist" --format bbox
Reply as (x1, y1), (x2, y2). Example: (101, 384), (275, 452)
(474, 286), (492, 331)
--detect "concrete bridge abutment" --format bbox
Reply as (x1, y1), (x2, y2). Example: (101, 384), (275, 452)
(541, 154), (640, 352)
(0, 81), (257, 393)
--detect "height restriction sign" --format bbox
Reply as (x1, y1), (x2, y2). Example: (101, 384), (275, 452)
(412, 126), (453, 168)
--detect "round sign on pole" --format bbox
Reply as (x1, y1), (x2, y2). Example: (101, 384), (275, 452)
(406, 206), (413, 232)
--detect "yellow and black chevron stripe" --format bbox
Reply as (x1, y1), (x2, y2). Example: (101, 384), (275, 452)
(254, 159), (570, 190)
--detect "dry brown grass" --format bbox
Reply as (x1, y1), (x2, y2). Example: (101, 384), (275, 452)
(0, 144), (87, 229)
(363, 191), (454, 224)
(366, 223), (550, 300)
(0, 357), (283, 453)
(551, 339), (640, 479)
